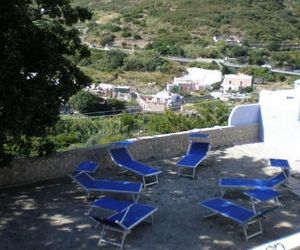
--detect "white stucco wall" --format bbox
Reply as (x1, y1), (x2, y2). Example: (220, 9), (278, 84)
(259, 89), (300, 160)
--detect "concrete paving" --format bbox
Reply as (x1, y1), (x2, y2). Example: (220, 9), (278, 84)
(1, 143), (300, 250)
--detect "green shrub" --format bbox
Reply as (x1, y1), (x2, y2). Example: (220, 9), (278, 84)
(69, 90), (107, 114)
(102, 23), (121, 32)
(99, 33), (115, 47)
(121, 30), (132, 37)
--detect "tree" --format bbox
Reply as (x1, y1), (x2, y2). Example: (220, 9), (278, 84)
(123, 51), (163, 71)
(106, 99), (126, 112)
(102, 50), (127, 71)
(0, 0), (92, 164)
(69, 91), (106, 114)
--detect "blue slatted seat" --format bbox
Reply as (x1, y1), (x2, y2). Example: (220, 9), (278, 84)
(70, 172), (142, 201)
(176, 133), (211, 179)
(200, 198), (276, 240)
(87, 197), (158, 249)
(219, 172), (288, 196)
(109, 146), (161, 187)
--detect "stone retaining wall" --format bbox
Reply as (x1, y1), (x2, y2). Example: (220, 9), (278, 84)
(0, 124), (259, 189)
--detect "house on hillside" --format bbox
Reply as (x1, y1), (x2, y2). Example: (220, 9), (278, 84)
(213, 35), (244, 45)
(222, 73), (252, 93)
(138, 90), (183, 112)
(97, 84), (132, 101)
(170, 68), (222, 93)
(112, 86), (131, 101)
(98, 83), (114, 97)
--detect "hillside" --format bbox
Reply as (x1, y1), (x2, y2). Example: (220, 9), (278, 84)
(74, 0), (300, 50)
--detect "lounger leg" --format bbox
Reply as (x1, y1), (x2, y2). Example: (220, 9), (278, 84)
(243, 225), (249, 241)
(244, 219), (264, 240)
(85, 206), (93, 216)
(275, 197), (280, 206)
(142, 177), (146, 187)
(250, 198), (257, 214)
(98, 226), (106, 246)
(202, 212), (217, 219)
(150, 214), (155, 224)
(258, 218), (263, 236)
(132, 193), (140, 202)
(120, 232), (128, 250)
(221, 188), (225, 197)
(193, 168), (196, 179)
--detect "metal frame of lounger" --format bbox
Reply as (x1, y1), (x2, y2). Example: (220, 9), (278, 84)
(87, 197), (157, 249)
(69, 172), (142, 202)
(219, 171), (288, 197)
(176, 140), (211, 179)
(109, 147), (162, 187)
(200, 198), (276, 241)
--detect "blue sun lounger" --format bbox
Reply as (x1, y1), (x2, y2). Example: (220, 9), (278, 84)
(87, 197), (158, 249)
(109, 146), (161, 187)
(219, 171), (288, 196)
(176, 133), (211, 179)
(70, 172), (142, 201)
(269, 158), (290, 171)
(200, 198), (276, 240)
(72, 161), (100, 176)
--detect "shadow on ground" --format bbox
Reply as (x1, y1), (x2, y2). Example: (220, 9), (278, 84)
(1, 144), (300, 250)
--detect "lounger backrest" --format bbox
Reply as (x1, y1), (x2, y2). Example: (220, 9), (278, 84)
(267, 172), (287, 187)
(73, 172), (94, 189)
(188, 142), (210, 155)
(110, 147), (133, 165)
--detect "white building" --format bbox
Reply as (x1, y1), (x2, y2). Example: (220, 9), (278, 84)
(222, 74), (252, 93)
(259, 88), (300, 159)
(229, 84), (300, 162)
(294, 79), (300, 90)
(97, 84), (131, 101)
(170, 68), (222, 92)
(138, 90), (183, 112)
(112, 86), (131, 101)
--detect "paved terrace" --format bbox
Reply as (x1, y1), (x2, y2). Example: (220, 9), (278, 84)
(1, 143), (300, 250)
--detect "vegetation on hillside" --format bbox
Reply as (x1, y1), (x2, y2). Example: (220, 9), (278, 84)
(73, 0), (300, 74)
(4, 100), (231, 158)
(74, 0), (300, 50)
(77, 48), (185, 93)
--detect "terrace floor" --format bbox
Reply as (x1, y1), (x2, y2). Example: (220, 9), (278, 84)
(1, 143), (300, 250)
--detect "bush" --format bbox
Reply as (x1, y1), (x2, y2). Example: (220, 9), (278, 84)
(146, 41), (185, 57)
(52, 133), (79, 149)
(100, 33), (115, 47)
(244, 86), (254, 93)
(69, 90), (107, 114)
(121, 30), (132, 37)
(102, 50), (127, 71)
(102, 23), (121, 32)
(187, 61), (219, 70)
(123, 51), (164, 71)
(106, 98), (126, 112)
